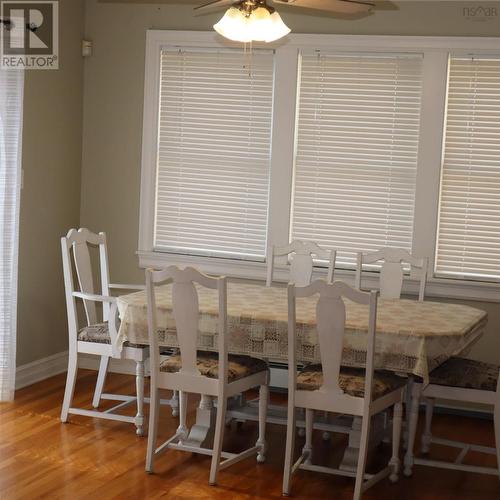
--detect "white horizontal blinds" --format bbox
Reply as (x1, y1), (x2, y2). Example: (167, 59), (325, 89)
(436, 56), (500, 281)
(292, 51), (423, 268)
(0, 69), (24, 401)
(154, 48), (274, 260)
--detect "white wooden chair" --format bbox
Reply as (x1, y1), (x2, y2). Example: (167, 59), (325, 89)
(408, 357), (500, 476)
(266, 240), (336, 287)
(283, 280), (405, 499)
(60, 228), (148, 435)
(355, 247), (428, 301)
(355, 248), (427, 451)
(145, 266), (270, 485)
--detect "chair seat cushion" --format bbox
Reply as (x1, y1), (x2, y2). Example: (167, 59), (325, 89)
(77, 322), (145, 349)
(429, 357), (499, 392)
(160, 351), (268, 382)
(296, 365), (406, 399)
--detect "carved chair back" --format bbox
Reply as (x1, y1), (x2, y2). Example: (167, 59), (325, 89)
(355, 247), (427, 301)
(288, 280), (378, 407)
(61, 228), (112, 334)
(146, 266), (227, 387)
(267, 240), (336, 287)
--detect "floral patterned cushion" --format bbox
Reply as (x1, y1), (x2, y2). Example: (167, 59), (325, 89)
(160, 351), (268, 382)
(296, 365), (407, 399)
(77, 322), (145, 348)
(429, 357), (499, 392)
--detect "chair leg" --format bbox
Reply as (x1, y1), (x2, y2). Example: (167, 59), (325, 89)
(145, 386), (160, 474)
(303, 408), (313, 465)
(135, 361), (145, 437)
(404, 385), (420, 477)
(171, 390), (179, 417)
(177, 391), (188, 442)
(92, 356), (109, 408)
(256, 384), (269, 463)
(209, 395), (228, 486)
(421, 397), (434, 454)
(353, 414), (371, 500)
(494, 402), (500, 480)
(403, 377), (413, 449)
(390, 402), (403, 483)
(282, 398), (297, 496)
(61, 351), (78, 423)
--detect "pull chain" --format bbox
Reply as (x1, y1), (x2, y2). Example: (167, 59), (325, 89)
(243, 41), (253, 78)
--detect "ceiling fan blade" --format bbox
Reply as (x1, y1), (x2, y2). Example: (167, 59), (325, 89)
(272, 0), (374, 15)
(194, 0), (236, 12)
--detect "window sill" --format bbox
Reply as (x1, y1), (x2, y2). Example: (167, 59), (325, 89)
(138, 250), (267, 280)
(137, 251), (500, 304)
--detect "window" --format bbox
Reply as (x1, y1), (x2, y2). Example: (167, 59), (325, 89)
(153, 47), (274, 260)
(139, 31), (500, 300)
(292, 51), (423, 268)
(436, 56), (500, 282)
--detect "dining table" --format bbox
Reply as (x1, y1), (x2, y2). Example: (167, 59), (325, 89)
(115, 280), (488, 473)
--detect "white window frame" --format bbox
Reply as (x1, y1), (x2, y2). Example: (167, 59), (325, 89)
(138, 30), (500, 302)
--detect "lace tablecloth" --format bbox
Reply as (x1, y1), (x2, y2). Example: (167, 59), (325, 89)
(116, 282), (487, 384)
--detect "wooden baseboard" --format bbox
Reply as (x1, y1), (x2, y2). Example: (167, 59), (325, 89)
(15, 351), (69, 390)
(15, 351), (141, 391)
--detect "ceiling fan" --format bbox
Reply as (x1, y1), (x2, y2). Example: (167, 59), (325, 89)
(196, 0), (375, 16)
(195, 0), (375, 43)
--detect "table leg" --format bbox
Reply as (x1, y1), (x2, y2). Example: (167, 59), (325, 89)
(226, 394), (244, 425)
(183, 394), (215, 448)
(339, 417), (363, 471)
(224, 392), (387, 472)
(339, 413), (386, 471)
(404, 381), (422, 477)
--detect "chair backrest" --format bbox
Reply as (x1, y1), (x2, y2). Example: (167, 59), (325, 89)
(355, 247), (428, 301)
(288, 280), (378, 404)
(61, 228), (111, 333)
(266, 240), (336, 287)
(146, 266), (227, 383)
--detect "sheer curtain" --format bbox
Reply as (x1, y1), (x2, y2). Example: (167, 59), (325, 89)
(0, 69), (24, 401)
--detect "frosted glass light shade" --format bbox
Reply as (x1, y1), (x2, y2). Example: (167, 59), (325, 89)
(246, 7), (271, 42)
(213, 8), (251, 43)
(264, 12), (291, 42)
(214, 6), (290, 43)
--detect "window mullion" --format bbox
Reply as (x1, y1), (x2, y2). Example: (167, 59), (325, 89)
(411, 51), (449, 278)
(266, 46), (299, 257)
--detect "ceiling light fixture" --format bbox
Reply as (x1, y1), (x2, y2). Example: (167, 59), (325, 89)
(214, 1), (291, 43)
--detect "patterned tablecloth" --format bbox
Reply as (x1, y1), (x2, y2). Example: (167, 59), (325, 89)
(116, 282), (488, 384)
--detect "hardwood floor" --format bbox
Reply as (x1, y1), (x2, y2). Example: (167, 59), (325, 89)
(1, 369), (499, 499)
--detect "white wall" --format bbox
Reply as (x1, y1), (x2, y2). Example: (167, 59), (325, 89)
(17, 0), (85, 365)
